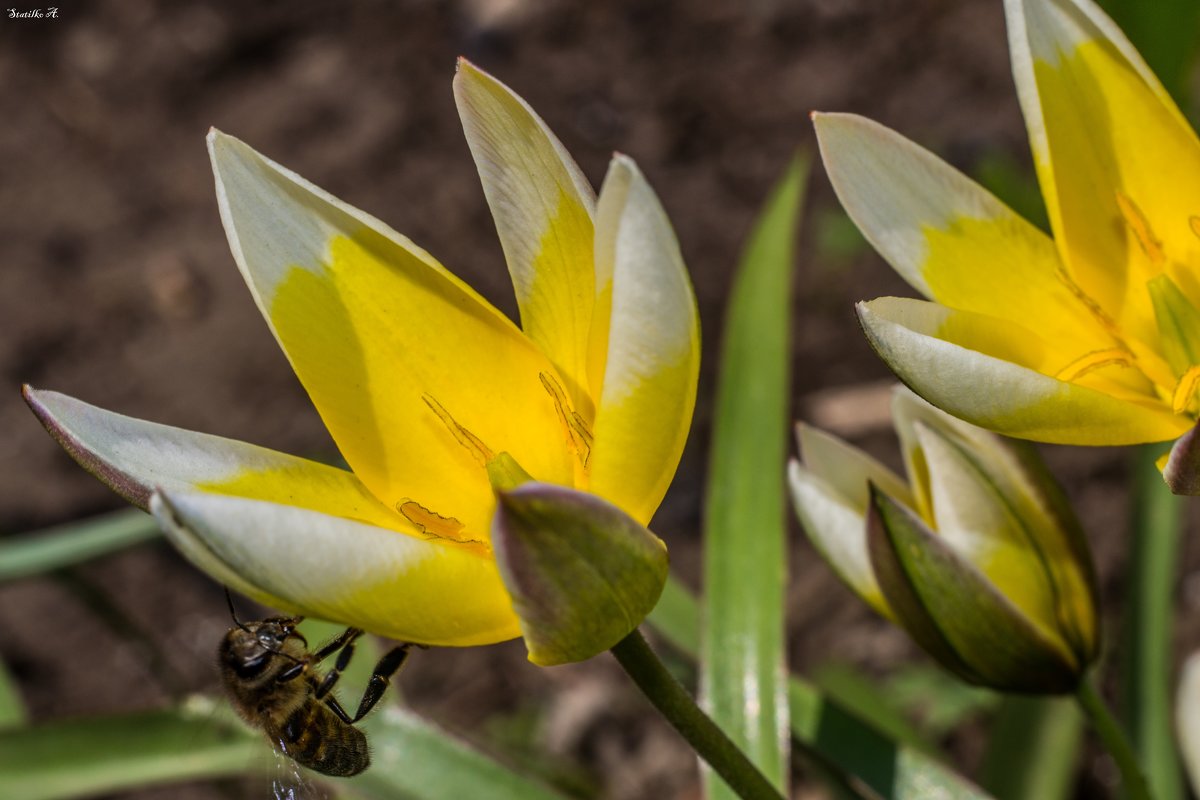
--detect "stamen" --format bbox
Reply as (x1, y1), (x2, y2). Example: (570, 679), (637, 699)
(1054, 348), (1133, 383)
(396, 499), (484, 546)
(539, 372), (594, 467)
(422, 394), (494, 467)
(1115, 190), (1165, 265)
(1172, 365), (1200, 414)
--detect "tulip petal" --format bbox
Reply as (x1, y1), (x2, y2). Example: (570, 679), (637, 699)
(891, 387), (1099, 658)
(868, 487), (1081, 692)
(454, 61), (598, 411)
(151, 490), (520, 647)
(787, 459), (892, 619)
(910, 421), (1066, 647)
(858, 297), (1189, 445)
(209, 130), (575, 540)
(587, 156), (701, 525)
(23, 386), (408, 531)
(1005, 0), (1200, 343)
(796, 423), (913, 512)
(814, 112), (1127, 375)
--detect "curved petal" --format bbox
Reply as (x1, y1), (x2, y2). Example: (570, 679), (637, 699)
(151, 490), (520, 647)
(858, 297), (1189, 445)
(796, 422), (913, 512)
(23, 386), (406, 531)
(912, 422), (1063, 643)
(453, 60), (598, 414)
(814, 112), (1138, 389)
(1005, 0), (1200, 342)
(209, 130), (575, 540)
(787, 460), (892, 619)
(587, 156), (701, 525)
(890, 384), (1099, 661)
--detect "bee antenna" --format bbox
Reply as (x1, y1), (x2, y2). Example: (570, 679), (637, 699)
(225, 587), (252, 633)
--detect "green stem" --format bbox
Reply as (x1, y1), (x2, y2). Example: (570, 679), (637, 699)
(610, 629), (785, 800)
(1122, 443), (1184, 799)
(1077, 676), (1153, 800)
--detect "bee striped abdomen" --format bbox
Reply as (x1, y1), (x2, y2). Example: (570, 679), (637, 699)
(280, 698), (370, 777)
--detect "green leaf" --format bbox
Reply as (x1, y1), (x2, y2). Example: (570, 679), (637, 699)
(0, 509), (159, 583)
(1121, 443), (1186, 799)
(0, 699), (266, 800)
(492, 483), (668, 666)
(812, 664), (939, 754)
(0, 660), (27, 729)
(701, 154), (807, 798)
(979, 696), (1082, 800)
(349, 708), (570, 800)
(648, 574), (994, 800)
(885, 665), (999, 738)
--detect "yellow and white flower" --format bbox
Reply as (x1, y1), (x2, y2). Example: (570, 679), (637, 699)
(789, 386), (1098, 692)
(815, 0), (1200, 490)
(26, 61), (699, 647)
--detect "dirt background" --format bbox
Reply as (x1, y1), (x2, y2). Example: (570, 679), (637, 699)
(2, 1), (1200, 798)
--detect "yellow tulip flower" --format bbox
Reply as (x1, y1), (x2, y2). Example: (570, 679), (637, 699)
(815, 0), (1200, 490)
(25, 60), (700, 647)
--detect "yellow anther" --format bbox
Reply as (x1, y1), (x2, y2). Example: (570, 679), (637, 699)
(539, 372), (593, 467)
(1115, 190), (1165, 265)
(1172, 365), (1200, 414)
(397, 499), (486, 549)
(422, 394), (494, 467)
(1054, 348), (1133, 383)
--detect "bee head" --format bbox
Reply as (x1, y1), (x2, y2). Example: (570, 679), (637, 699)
(220, 616), (308, 678)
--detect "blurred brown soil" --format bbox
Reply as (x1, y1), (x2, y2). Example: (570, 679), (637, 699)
(2, 1), (1199, 798)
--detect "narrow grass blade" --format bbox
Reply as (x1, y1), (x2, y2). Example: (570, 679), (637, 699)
(701, 155), (807, 798)
(1121, 443), (1185, 799)
(0, 700), (266, 800)
(978, 696), (1082, 800)
(0, 509), (159, 583)
(649, 575), (993, 800)
(350, 708), (570, 800)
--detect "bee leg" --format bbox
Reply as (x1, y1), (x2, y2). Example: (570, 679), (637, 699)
(350, 644), (411, 723)
(311, 628), (363, 663)
(313, 630), (364, 703)
(321, 692), (355, 725)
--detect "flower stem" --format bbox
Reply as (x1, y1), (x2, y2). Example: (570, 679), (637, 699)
(610, 628), (785, 800)
(1076, 676), (1153, 800)
(1121, 443), (1184, 799)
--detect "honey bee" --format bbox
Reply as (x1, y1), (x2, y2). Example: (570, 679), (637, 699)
(218, 594), (412, 778)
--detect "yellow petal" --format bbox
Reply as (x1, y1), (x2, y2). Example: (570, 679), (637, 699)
(23, 387), (405, 530)
(152, 490), (519, 646)
(813, 112), (1153, 398)
(454, 60), (598, 416)
(587, 156), (701, 524)
(1005, 0), (1200, 347)
(858, 297), (1189, 444)
(209, 130), (576, 541)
